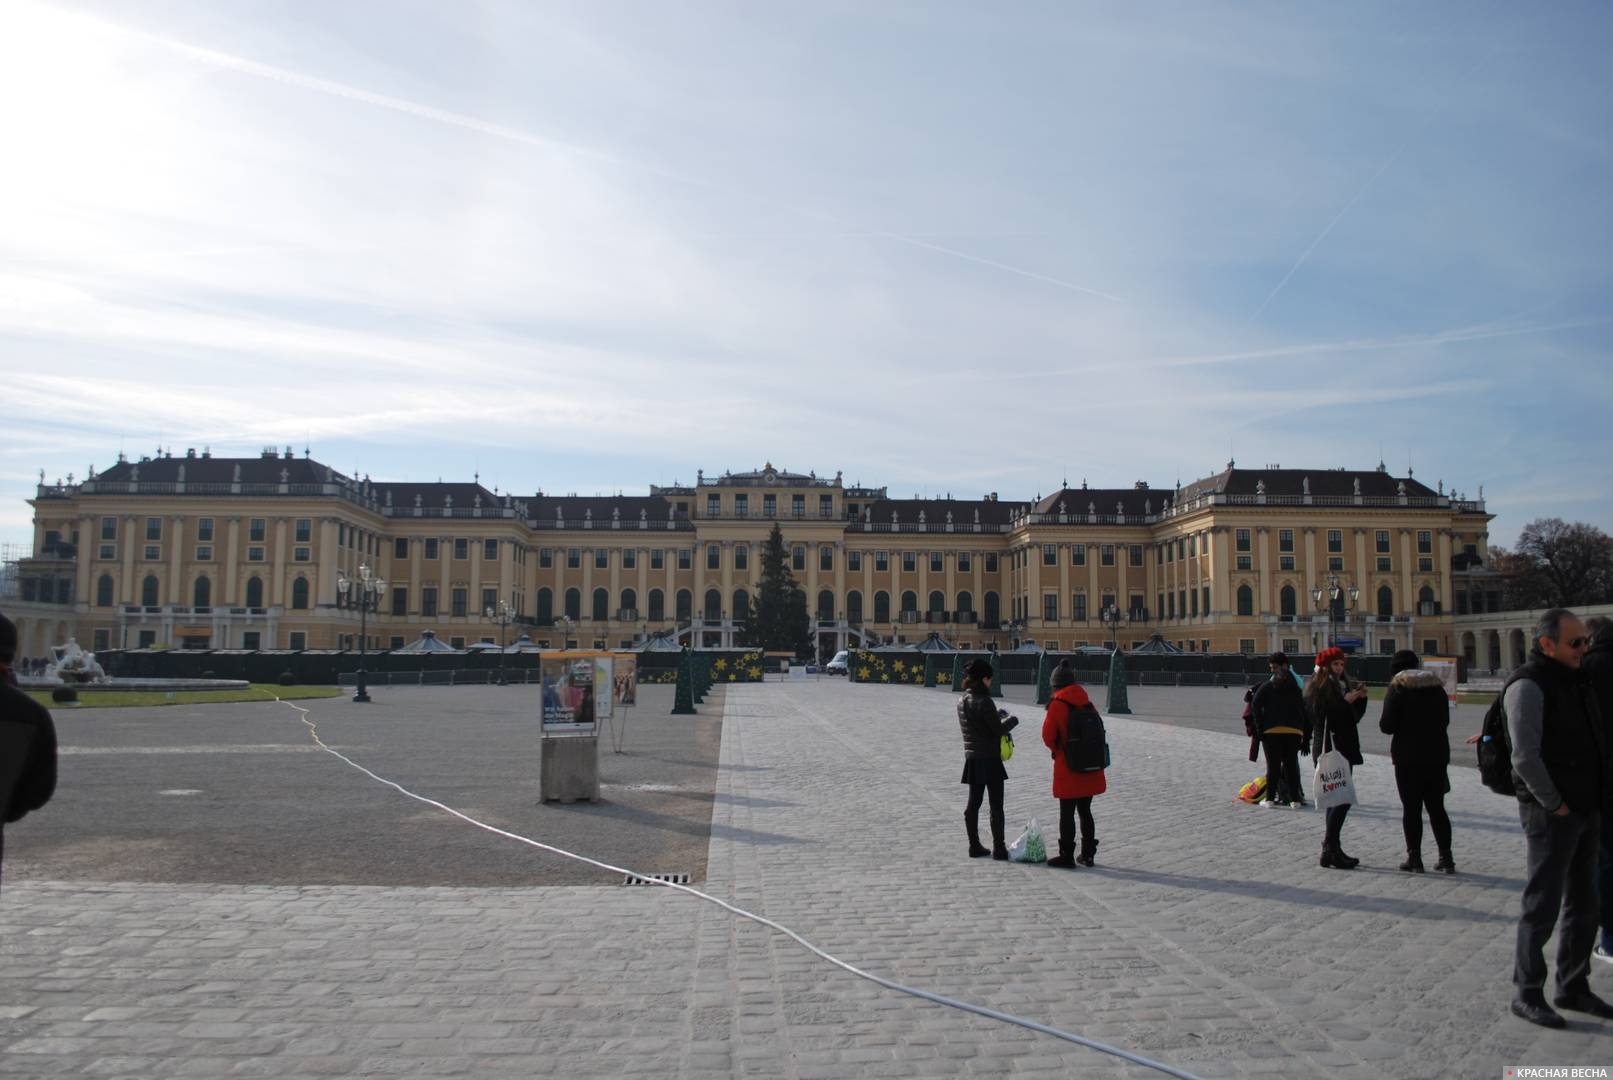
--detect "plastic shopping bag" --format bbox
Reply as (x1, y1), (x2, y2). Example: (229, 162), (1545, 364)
(1313, 750), (1358, 811)
(1008, 817), (1047, 863)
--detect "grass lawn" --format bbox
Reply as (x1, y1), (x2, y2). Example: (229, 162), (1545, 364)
(1362, 685), (1496, 706)
(25, 684), (344, 709)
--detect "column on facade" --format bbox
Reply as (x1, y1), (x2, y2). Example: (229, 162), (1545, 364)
(1438, 531), (1455, 613)
(1114, 538), (1126, 635)
(470, 538), (485, 630)
(1255, 527), (1271, 614)
(437, 534), (451, 616)
(225, 518), (240, 604)
(75, 515), (94, 606)
(1353, 528), (1369, 647)
(1304, 527), (1319, 648)
(500, 536), (516, 612)
(408, 535), (422, 618)
(1400, 529), (1414, 618)
(834, 541), (847, 651)
(120, 515), (137, 604)
(316, 518), (338, 607)
(1057, 545), (1070, 637)
(167, 516), (186, 604)
(582, 545), (595, 632)
(692, 537), (707, 630)
(1210, 527), (1228, 617)
(271, 519), (287, 606)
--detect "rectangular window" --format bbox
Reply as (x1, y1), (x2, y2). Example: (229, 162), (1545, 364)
(1279, 529), (1294, 553)
(146, 516), (162, 541)
(99, 544), (115, 560)
(707, 544), (721, 570)
(1190, 589), (1199, 617)
(484, 539), (498, 561)
(1043, 593), (1058, 622)
(1418, 530), (1433, 554)
(1419, 557), (1435, 572)
(902, 552), (916, 572)
(876, 551), (889, 572)
(392, 587), (407, 616)
(792, 495), (805, 517)
(338, 524), (346, 547)
(820, 495), (833, 518)
(1188, 535), (1196, 557)
(1042, 544), (1057, 566)
(1101, 544), (1115, 566)
(985, 553), (998, 573)
(1168, 592), (1176, 619)
(426, 538), (440, 560)
(395, 538), (409, 559)
(101, 516), (117, 540)
(1176, 539), (1185, 561)
(1073, 593), (1087, 621)
(288, 631), (307, 651)
(422, 588), (437, 616)
(1376, 530), (1391, 554)
(822, 546), (834, 572)
(249, 518), (265, 542)
(390, 635), (406, 650)
(1329, 556), (1345, 571)
(1280, 555), (1296, 571)
(623, 549), (637, 569)
(1236, 555), (1252, 570)
(539, 547), (552, 568)
(143, 544), (161, 560)
(848, 549), (861, 571)
(451, 588), (467, 617)
(793, 546), (807, 571)
(240, 631), (258, 650)
(293, 547), (310, 562)
(735, 494), (748, 517)
(651, 549), (664, 570)
(1178, 589), (1187, 617)
(678, 549), (692, 570)
(1129, 544), (1144, 567)
(482, 587), (497, 612)
(707, 494), (721, 517)
(93, 629), (110, 651)
(763, 494), (776, 517)
(1130, 593), (1146, 618)
(567, 548), (581, 569)
(594, 549), (607, 570)
(450, 637), (466, 650)
(196, 518), (214, 542)
(1236, 528), (1251, 552)
(930, 552), (943, 572)
(957, 551), (970, 572)
(1377, 556), (1392, 572)
(1240, 639), (1256, 655)
(454, 538), (469, 560)
(1327, 529), (1343, 554)
(1072, 544), (1086, 566)
(1203, 585), (1210, 614)
(247, 546), (264, 562)
(1283, 638), (1300, 654)
(295, 518), (311, 543)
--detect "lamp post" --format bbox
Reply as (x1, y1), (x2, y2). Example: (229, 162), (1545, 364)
(1099, 603), (1126, 650)
(1311, 573), (1359, 649)
(1006, 617), (1027, 649)
(336, 563), (386, 703)
(485, 597), (513, 685)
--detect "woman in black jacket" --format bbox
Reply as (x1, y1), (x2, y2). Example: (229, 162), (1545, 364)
(958, 658), (1016, 860)
(1307, 646), (1369, 869)
(1378, 649), (1454, 873)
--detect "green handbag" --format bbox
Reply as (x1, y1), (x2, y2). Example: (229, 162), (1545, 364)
(1000, 733), (1014, 762)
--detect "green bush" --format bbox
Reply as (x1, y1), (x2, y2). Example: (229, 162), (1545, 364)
(51, 686), (79, 703)
(277, 671), (297, 686)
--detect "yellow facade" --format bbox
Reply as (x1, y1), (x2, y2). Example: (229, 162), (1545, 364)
(10, 451), (1492, 662)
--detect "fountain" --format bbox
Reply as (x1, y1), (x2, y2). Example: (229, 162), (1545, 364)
(20, 638), (250, 695)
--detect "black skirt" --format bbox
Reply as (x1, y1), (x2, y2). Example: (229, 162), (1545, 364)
(961, 756), (1007, 785)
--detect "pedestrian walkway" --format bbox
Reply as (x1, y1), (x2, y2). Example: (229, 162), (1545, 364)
(1, 680), (1606, 1077)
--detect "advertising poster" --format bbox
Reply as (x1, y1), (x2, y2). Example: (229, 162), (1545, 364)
(612, 654), (638, 706)
(541, 655), (600, 732)
(1424, 657), (1460, 704)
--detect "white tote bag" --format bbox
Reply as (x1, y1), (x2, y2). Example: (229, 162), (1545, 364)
(1313, 716), (1358, 811)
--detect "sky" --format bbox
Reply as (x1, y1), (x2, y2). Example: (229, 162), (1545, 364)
(2, 1), (1611, 555)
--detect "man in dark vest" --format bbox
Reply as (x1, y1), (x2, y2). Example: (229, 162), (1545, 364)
(0, 612), (58, 893)
(1507, 608), (1612, 1027)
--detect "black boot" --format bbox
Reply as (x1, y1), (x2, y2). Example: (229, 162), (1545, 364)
(1076, 837), (1098, 867)
(1433, 850), (1456, 874)
(1320, 844), (1356, 870)
(1333, 844), (1360, 868)
(1399, 853), (1425, 873)
(966, 816), (988, 858)
(1047, 839), (1077, 868)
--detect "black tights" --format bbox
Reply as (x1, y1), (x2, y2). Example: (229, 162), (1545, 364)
(965, 775), (1005, 847)
(1058, 796), (1095, 848)
(1395, 769), (1453, 856)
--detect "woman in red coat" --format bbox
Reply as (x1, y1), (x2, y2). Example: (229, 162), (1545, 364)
(1041, 661), (1107, 867)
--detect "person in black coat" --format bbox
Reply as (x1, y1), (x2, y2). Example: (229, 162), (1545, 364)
(1307, 646), (1369, 869)
(1251, 652), (1310, 807)
(1378, 649), (1454, 873)
(957, 657), (1016, 860)
(0, 613), (58, 893)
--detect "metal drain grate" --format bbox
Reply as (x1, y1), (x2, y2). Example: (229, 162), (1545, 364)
(623, 872), (690, 886)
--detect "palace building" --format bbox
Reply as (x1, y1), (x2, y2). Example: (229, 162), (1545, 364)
(8, 447), (1496, 664)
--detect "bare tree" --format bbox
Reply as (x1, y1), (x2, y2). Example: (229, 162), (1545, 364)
(1509, 519), (1613, 608)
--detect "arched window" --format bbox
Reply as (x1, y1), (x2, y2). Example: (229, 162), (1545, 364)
(1280, 585), (1296, 619)
(290, 578), (309, 611)
(1418, 585), (1436, 614)
(647, 588), (664, 622)
(846, 590), (863, 625)
(928, 590), (945, 615)
(956, 590), (973, 615)
(733, 589), (750, 623)
(620, 588), (637, 616)
(704, 589), (722, 621)
(1236, 584), (1254, 617)
(874, 590), (891, 623)
(564, 587), (581, 620)
(676, 589), (692, 621)
(900, 590), (918, 615)
(811, 589), (830, 622)
(592, 587), (609, 621)
(537, 587), (553, 622)
(1377, 584), (1394, 620)
(142, 574), (160, 607)
(984, 591), (1000, 626)
(96, 574), (114, 607)
(194, 576), (211, 609)
(245, 576), (262, 609)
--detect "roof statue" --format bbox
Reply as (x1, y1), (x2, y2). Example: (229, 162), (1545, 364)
(1088, 501), (1096, 515)
(1398, 480), (1407, 496)
(1302, 476), (1310, 495)
(1353, 477), (1361, 496)
(1256, 480), (1265, 495)
(280, 468), (289, 483)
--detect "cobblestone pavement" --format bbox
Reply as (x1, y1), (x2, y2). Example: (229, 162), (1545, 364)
(3, 679), (1609, 1078)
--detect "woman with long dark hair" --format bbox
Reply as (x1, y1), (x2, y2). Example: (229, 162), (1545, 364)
(958, 657), (1017, 859)
(1307, 646), (1369, 868)
(1378, 649), (1455, 872)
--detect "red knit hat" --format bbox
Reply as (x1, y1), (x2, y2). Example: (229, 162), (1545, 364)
(1315, 646), (1346, 668)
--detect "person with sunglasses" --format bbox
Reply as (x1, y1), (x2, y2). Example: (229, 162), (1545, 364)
(1505, 608), (1613, 1029)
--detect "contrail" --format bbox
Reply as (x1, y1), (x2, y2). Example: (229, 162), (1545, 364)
(878, 233), (1125, 302)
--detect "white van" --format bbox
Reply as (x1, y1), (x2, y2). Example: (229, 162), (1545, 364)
(825, 650), (849, 675)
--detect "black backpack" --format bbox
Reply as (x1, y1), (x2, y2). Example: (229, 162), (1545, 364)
(1062, 701), (1108, 773)
(1476, 693), (1515, 796)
